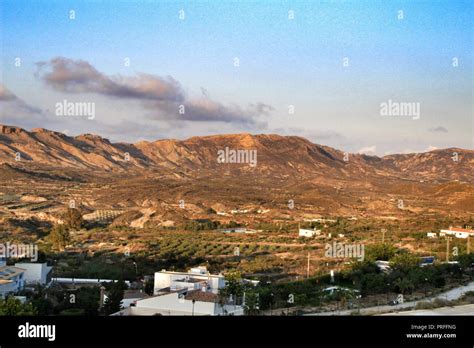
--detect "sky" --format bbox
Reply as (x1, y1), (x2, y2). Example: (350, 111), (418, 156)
(0, 0), (472, 155)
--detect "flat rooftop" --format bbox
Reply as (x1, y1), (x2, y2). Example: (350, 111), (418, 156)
(156, 270), (223, 278)
(0, 266), (25, 280)
(174, 278), (205, 283)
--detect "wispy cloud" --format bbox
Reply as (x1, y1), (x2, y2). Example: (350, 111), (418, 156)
(36, 57), (184, 102)
(36, 57), (272, 126)
(0, 85), (18, 101)
(429, 126), (448, 133)
(0, 84), (44, 122)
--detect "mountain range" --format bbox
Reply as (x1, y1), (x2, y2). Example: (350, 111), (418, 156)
(0, 124), (472, 182)
(0, 124), (472, 218)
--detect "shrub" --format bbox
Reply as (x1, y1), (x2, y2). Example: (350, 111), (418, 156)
(48, 224), (71, 251)
(63, 208), (84, 230)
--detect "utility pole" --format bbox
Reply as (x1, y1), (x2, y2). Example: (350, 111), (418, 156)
(446, 237), (452, 262)
(381, 228), (386, 244)
(466, 226), (472, 254)
(306, 252), (310, 279)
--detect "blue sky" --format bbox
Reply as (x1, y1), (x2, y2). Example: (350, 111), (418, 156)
(1, 0), (472, 155)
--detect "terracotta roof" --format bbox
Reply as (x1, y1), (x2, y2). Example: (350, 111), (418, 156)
(442, 227), (474, 233)
(449, 227), (474, 233)
(123, 290), (150, 299)
(184, 290), (219, 303)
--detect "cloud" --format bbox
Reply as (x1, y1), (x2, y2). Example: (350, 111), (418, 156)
(36, 57), (184, 102)
(36, 57), (271, 126)
(0, 84), (44, 119)
(357, 145), (377, 155)
(152, 97), (268, 126)
(429, 126), (448, 133)
(0, 85), (18, 101)
(424, 145), (438, 152)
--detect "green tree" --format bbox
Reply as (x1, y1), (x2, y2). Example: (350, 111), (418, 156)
(31, 298), (54, 316)
(0, 297), (37, 316)
(394, 277), (414, 294)
(220, 270), (244, 304)
(365, 243), (397, 261)
(101, 280), (126, 315)
(77, 287), (100, 316)
(144, 278), (154, 295)
(48, 224), (71, 251)
(28, 284), (53, 315)
(64, 208), (84, 230)
(225, 221), (240, 228)
(390, 253), (420, 272)
(243, 292), (260, 315)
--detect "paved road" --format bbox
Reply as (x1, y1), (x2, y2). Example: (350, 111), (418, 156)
(382, 303), (474, 315)
(305, 281), (474, 316)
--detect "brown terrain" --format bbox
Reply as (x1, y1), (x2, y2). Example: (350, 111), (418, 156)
(0, 124), (472, 230)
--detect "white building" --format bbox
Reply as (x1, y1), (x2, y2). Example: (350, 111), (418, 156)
(299, 228), (321, 238)
(440, 227), (474, 239)
(14, 262), (53, 286)
(304, 218), (336, 223)
(154, 266), (225, 295)
(217, 228), (257, 234)
(0, 266), (25, 298)
(230, 209), (249, 214)
(427, 232), (437, 238)
(103, 289), (150, 309)
(113, 266), (244, 316)
(117, 288), (243, 316)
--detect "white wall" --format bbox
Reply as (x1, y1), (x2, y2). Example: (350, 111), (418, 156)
(154, 271), (225, 295)
(0, 274), (24, 298)
(0, 282), (17, 298)
(136, 292), (218, 315)
(14, 263), (52, 285)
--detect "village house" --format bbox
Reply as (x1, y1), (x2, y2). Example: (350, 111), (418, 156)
(111, 266), (245, 316)
(0, 264), (25, 298)
(299, 228), (321, 238)
(439, 226), (474, 239)
(154, 266), (225, 295)
(14, 262), (53, 286)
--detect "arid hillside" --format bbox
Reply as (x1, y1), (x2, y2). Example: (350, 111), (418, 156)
(0, 124), (472, 225)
